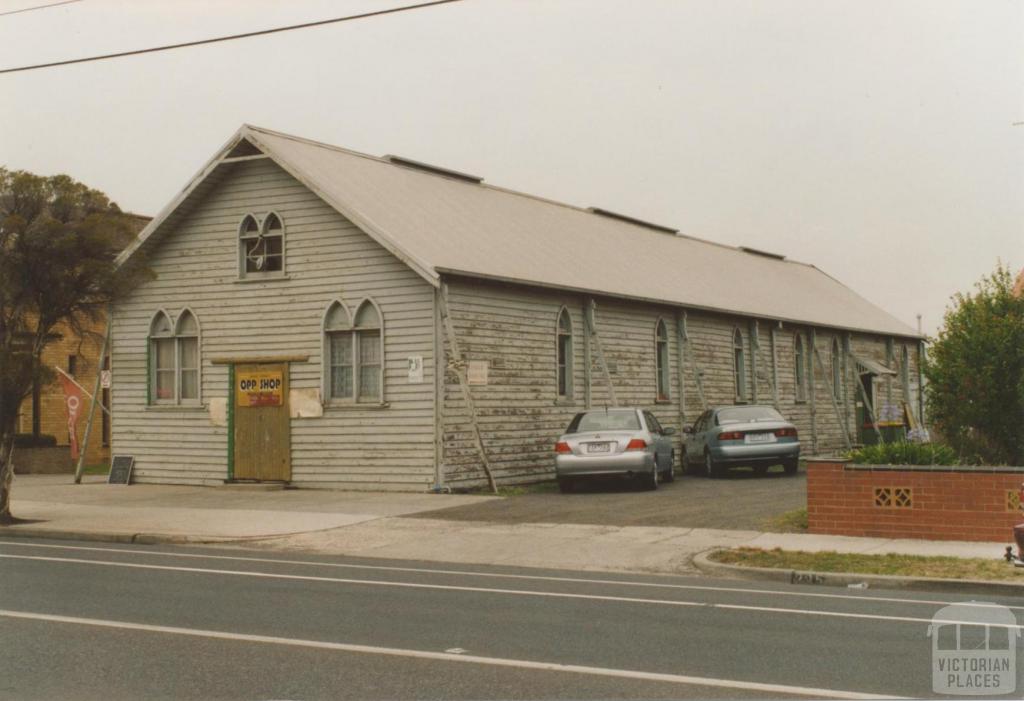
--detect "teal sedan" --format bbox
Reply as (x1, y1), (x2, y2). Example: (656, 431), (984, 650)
(682, 405), (800, 478)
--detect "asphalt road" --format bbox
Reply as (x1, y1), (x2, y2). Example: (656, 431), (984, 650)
(409, 471), (806, 529)
(1, 537), (1021, 700)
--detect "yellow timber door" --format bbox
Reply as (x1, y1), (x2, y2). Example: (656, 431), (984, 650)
(233, 363), (291, 481)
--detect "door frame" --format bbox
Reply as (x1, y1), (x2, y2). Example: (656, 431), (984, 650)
(214, 354), (308, 483)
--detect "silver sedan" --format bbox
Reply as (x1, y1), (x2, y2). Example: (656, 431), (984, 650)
(683, 405), (800, 478)
(554, 408), (676, 492)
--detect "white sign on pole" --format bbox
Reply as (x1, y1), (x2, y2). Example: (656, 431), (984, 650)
(100, 370), (112, 389)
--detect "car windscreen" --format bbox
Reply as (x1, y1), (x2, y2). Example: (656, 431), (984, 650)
(566, 411), (641, 433)
(717, 406), (785, 425)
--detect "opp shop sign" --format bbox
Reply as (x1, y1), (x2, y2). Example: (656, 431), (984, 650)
(237, 370), (283, 407)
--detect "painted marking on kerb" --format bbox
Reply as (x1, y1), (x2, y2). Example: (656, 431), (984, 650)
(2, 552), (1014, 629)
(1, 539), (1015, 613)
(0, 609), (902, 700)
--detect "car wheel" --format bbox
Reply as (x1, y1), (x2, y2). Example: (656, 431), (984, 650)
(644, 465), (659, 491)
(704, 451), (723, 479)
(558, 477), (575, 493)
(662, 453), (676, 483)
(783, 459), (799, 476)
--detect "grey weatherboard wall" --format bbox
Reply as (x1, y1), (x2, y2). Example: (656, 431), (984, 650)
(110, 126), (923, 491)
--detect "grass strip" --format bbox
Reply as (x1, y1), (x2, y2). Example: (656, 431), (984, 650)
(710, 547), (1024, 582)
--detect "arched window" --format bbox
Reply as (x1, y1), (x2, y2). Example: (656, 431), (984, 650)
(239, 212), (285, 276)
(655, 319), (670, 401)
(901, 344), (910, 390)
(795, 334), (806, 401)
(324, 299), (384, 402)
(831, 338), (842, 398)
(149, 311), (174, 402)
(733, 328), (747, 401)
(557, 308), (573, 398)
(149, 309), (201, 404)
(175, 310), (200, 401)
(324, 302), (352, 400)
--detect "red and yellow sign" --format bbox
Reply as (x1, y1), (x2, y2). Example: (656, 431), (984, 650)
(237, 370), (284, 407)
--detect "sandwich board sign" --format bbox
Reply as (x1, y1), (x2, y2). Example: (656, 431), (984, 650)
(108, 455), (134, 485)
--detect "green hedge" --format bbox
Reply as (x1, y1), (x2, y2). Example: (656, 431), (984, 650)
(847, 441), (958, 466)
(13, 433), (58, 448)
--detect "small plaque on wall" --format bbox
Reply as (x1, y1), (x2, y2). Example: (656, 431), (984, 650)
(467, 360), (488, 385)
(408, 356), (424, 383)
(108, 455), (134, 485)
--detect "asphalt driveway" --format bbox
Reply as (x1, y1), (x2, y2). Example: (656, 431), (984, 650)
(407, 468), (807, 530)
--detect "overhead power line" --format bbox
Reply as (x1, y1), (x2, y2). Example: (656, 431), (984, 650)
(0, 0), (82, 17)
(0, 0), (462, 75)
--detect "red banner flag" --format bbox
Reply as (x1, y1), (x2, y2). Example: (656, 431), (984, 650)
(58, 373), (83, 460)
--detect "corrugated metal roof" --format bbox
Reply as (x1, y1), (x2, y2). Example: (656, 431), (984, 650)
(123, 125), (920, 338)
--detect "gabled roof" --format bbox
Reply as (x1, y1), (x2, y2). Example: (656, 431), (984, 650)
(120, 124), (920, 338)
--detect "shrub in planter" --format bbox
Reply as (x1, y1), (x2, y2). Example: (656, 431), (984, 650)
(848, 441), (958, 466)
(13, 433), (57, 449)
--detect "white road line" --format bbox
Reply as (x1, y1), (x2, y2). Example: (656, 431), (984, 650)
(0, 539), (1013, 612)
(3, 552), (1013, 628)
(0, 608), (904, 700)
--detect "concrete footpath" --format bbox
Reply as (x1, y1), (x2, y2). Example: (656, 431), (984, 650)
(3, 474), (1014, 576)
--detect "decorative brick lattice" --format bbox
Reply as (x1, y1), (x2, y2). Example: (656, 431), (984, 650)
(1008, 490), (1020, 513)
(873, 487), (912, 508)
(894, 488), (913, 508)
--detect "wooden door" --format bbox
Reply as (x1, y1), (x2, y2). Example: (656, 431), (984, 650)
(233, 363), (291, 481)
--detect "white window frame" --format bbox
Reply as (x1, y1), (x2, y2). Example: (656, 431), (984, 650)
(655, 318), (670, 401)
(794, 333), (807, 402)
(556, 307), (574, 400)
(322, 298), (386, 405)
(238, 211), (286, 279)
(733, 327), (747, 402)
(149, 308), (202, 406)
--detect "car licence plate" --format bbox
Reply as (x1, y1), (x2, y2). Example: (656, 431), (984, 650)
(587, 442), (611, 453)
(746, 432), (774, 444)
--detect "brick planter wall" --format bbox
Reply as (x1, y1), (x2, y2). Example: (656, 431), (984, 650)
(12, 446), (73, 474)
(806, 458), (1024, 543)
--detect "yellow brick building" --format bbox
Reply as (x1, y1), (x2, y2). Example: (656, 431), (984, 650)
(17, 314), (111, 467)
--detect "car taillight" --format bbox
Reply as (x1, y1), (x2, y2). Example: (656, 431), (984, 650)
(625, 438), (647, 451)
(774, 428), (798, 438)
(555, 441), (572, 454)
(718, 431), (744, 441)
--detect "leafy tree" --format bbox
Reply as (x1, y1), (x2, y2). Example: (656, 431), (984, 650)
(0, 168), (148, 524)
(924, 264), (1024, 465)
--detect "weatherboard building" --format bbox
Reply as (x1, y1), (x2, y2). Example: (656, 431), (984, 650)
(110, 125), (924, 490)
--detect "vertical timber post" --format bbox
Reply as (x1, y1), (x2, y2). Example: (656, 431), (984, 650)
(770, 322), (780, 410)
(814, 346), (852, 451)
(585, 298), (617, 407)
(438, 283), (497, 494)
(749, 320), (759, 404)
(433, 287), (446, 490)
(583, 301), (592, 410)
(844, 333), (855, 442)
(74, 311), (111, 484)
(808, 328), (818, 454)
(675, 310), (687, 427)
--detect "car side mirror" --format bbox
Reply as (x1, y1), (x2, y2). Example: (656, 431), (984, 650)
(682, 426), (694, 435)
(663, 427), (677, 436)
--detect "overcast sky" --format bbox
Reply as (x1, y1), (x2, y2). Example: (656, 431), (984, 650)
(1, 0), (1021, 335)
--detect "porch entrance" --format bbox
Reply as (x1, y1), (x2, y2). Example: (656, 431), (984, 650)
(232, 362), (291, 481)
(856, 372), (877, 445)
